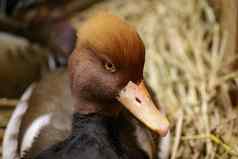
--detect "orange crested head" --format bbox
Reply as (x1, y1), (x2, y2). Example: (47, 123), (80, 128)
(74, 13), (145, 82)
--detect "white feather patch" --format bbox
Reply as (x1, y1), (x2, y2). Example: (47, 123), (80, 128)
(2, 85), (35, 159)
(20, 113), (52, 157)
(158, 131), (171, 159)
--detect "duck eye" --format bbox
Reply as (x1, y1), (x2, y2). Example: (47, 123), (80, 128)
(104, 62), (116, 73)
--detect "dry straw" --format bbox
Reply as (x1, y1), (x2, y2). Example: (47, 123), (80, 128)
(138, 0), (238, 158)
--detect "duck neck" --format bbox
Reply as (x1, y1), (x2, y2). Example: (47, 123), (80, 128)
(73, 96), (122, 116)
(71, 113), (111, 133)
(73, 97), (101, 114)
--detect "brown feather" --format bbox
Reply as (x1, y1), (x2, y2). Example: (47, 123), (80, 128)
(75, 13), (145, 82)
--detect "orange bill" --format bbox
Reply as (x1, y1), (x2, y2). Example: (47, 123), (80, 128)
(116, 81), (169, 137)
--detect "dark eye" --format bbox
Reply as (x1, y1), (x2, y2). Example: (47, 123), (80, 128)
(104, 62), (116, 73)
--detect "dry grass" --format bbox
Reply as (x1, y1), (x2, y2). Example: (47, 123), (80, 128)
(138, 0), (238, 158)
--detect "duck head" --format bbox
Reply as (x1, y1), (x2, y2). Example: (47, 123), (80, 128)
(68, 13), (169, 136)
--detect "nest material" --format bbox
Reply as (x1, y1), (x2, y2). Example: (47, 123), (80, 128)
(138, 0), (238, 158)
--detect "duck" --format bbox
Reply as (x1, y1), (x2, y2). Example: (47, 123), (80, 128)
(3, 13), (170, 159)
(0, 15), (76, 98)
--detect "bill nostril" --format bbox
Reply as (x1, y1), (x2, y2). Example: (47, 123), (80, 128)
(135, 97), (142, 104)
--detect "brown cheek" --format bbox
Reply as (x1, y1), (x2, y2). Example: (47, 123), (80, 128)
(89, 72), (120, 99)
(103, 75), (121, 96)
(68, 53), (112, 100)
(68, 51), (86, 96)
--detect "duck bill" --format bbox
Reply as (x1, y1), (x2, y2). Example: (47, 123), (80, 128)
(116, 81), (169, 137)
